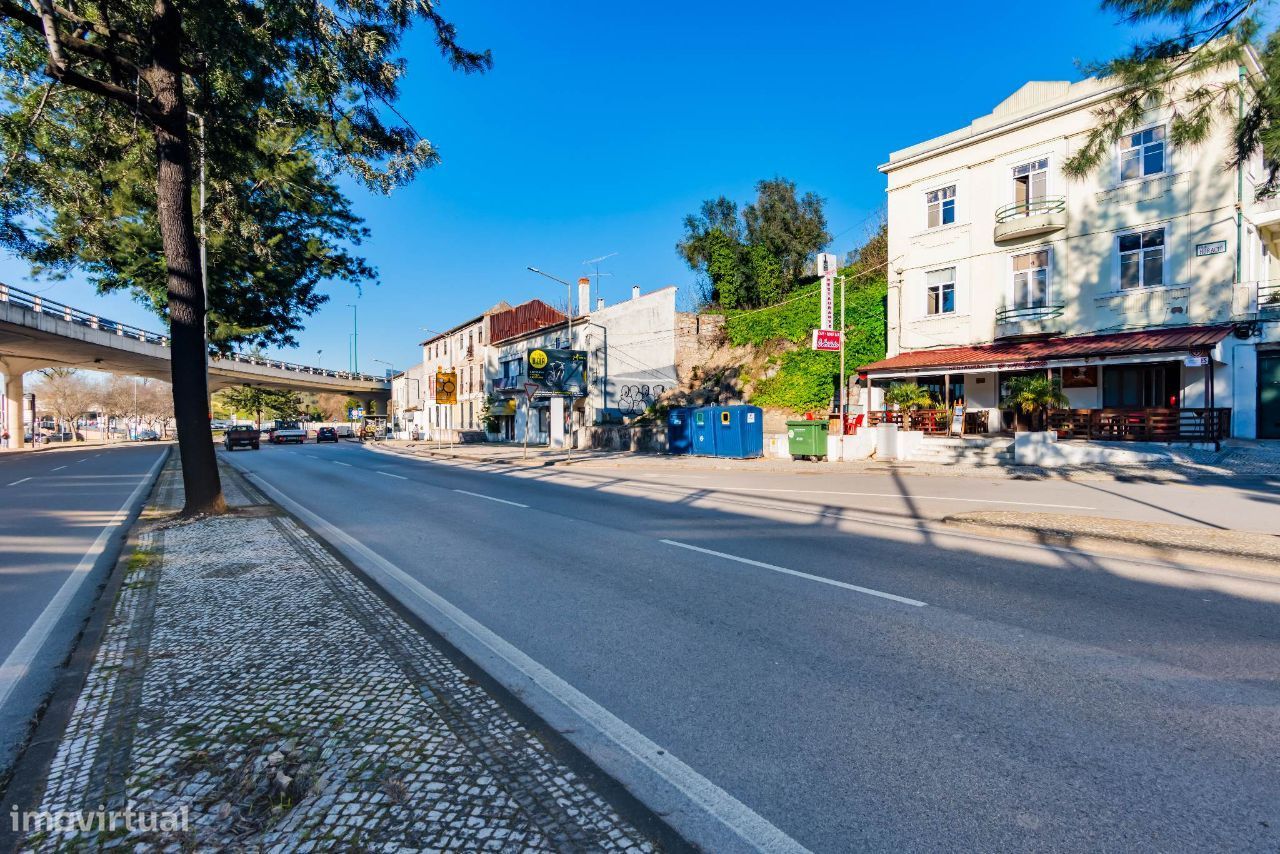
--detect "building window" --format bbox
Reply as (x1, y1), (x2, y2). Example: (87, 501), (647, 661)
(1012, 249), (1050, 308)
(925, 268), (956, 315)
(926, 186), (955, 228)
(1119, 228), (1164, 289)
(1012, 158), (1048, 212)
(1121, 126), (1166, 181)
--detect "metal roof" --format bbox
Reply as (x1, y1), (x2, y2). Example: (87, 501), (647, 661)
(858, 325), (1235, 374)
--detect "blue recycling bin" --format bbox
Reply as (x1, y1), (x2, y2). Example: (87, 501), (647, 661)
(708, 405), (764, 458)
(666, 407), (693, 455)
(691, 407), (717, 456)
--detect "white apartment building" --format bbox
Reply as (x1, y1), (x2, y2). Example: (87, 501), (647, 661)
(861, 56), (1280, 441)
(389, 362), (426, 438)
(419, 303), (507, 438)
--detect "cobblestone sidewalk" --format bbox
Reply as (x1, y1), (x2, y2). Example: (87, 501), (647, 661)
(20, 459), (659, 852)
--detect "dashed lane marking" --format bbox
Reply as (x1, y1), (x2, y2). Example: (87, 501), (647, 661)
(453, 489), (528, 508)
(660, 539), (926, 607)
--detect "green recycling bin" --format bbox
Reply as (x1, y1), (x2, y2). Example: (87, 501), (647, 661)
(786, 419), (829, 461)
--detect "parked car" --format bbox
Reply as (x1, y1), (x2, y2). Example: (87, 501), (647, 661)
(134, 429), (160, 441)
(45, 431), (77, 443)
(316, 427), (339, 443)
(269, 420), (307, 444)
(223, 424), (260, 451)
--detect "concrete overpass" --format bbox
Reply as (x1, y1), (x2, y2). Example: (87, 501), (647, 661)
(0, 283), (390, 448)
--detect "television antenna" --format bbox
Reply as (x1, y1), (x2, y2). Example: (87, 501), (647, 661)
(582, 252), (617, 309)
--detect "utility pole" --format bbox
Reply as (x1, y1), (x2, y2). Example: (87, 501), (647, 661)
(347, 304), (359, 373)
(839, 270), (847, 424)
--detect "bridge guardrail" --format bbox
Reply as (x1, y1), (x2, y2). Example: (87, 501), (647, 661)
(0, 282), (386, 384)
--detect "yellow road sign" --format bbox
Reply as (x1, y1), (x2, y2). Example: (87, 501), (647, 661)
(435, 371), (457, 404)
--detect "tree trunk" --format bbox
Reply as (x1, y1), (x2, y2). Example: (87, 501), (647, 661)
(149, 0), (224, 515)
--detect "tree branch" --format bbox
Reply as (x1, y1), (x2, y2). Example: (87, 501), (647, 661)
(0, 0), (172, 127)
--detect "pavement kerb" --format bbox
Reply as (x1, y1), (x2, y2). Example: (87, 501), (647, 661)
(0, 439), (173, 459)
(941, 513), (1280, 579)
(225, 453), (811, 854)
(0, 445), (171, 853)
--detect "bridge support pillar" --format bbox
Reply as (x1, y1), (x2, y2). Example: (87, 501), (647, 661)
(0, 357), (50, 451)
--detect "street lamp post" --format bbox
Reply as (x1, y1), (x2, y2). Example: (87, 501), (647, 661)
(347, 303), (359, 374)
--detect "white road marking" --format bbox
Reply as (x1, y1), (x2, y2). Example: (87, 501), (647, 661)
(77, 458), (89, 463)
(234, 466), (808, 854)
(51, 465), (66, 471)
(0, 451), (167, 718)
(453, 489), (527, 508)
(377, 471), (407, 480)
(7, 477), (31, 486)
(333, 461), (352, 467)
(660, 539), (927, 607)
(688, 486), (1094, 510)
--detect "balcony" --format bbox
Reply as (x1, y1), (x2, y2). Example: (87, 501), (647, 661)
(994, 303), (1065, 339)
(491, 374), (528, 394)
(994, 197), (1067, 242)
(1261, 282), (1280, 314)
(1230, 279), (1280, 317)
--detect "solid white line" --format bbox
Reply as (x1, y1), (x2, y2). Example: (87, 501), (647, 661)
(377, 471), (407, 480)
(51, 465), (66, 471)
(7, 477), (31, 486)
(693, 486), (1093, 510)
(661, 539), (927, 608)
(333, 461), (352, 467)
(0, 450), (167, 717)
(236, 466), (808, 854)
(453, 489), (527, 508)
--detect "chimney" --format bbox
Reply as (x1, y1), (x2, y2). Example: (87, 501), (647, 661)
(596, 297), (605, 311)
(578, 277), (591, 316)
(631, 285), (641, 300)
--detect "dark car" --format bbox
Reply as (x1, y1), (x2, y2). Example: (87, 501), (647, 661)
(223, 424), (260, 451)
(316, 426), (339, 443)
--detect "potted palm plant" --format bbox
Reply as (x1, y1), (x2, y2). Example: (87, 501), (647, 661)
(883, 382), (936, 411)
(1001, 375), (1067, 432)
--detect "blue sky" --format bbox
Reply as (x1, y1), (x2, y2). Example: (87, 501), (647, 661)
(0, 0), (1148, 374)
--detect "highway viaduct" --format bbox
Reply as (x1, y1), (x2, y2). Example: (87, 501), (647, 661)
(0, 284), (390, 449)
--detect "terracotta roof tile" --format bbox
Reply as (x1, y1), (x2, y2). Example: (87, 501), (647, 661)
(858, 325), (1234, 374)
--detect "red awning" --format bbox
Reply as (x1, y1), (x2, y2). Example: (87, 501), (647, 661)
(858, 325), (1234, 375)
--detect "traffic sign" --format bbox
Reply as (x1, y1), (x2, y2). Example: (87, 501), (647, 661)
(435, 371), (457, 404)
(812, 329), (843, 352)
(524, 382), (539, 401)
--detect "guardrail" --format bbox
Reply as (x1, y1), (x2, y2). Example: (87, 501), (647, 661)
(995, 303), (1065, 324)
(0, 281), (387, 384)
(994, 196), (1067, 223)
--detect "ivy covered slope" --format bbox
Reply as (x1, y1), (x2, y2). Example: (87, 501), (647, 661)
(724, 272), (887, 413)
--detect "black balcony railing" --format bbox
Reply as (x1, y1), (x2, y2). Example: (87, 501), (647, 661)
(995, 303), (1065, 324)
(1260, 281), (1280, 312)
(995, 196), (1067, 223)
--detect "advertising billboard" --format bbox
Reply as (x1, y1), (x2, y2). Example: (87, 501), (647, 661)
(527, 348), (587, 396)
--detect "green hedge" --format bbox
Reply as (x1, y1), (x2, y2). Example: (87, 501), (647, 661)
(724, 274), (887, 412)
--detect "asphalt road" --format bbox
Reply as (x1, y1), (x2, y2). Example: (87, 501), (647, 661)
(225, 442), (1280, 852)
(0, 443), (166, 778)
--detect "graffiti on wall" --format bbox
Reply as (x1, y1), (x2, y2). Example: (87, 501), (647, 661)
(618, 384), (665, 416)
